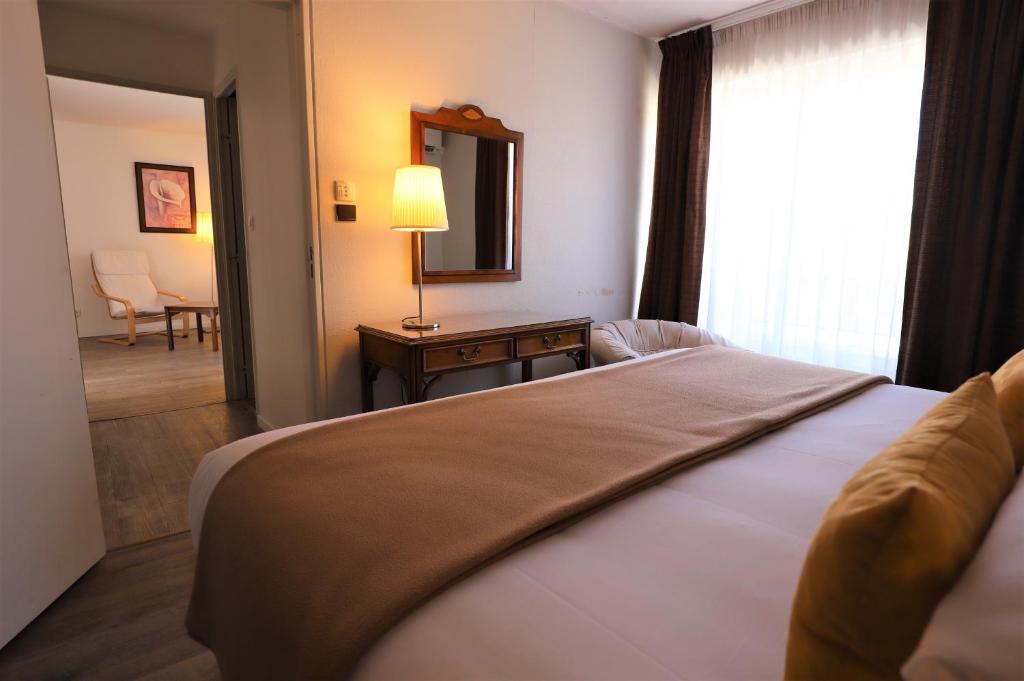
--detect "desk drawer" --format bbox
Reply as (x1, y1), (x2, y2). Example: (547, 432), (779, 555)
(517, 329), (584, 358)
(423, 338), (513, 373)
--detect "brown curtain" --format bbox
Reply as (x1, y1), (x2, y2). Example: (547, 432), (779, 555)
(896, 0), (1024, 390)
(474, 138), (509, 270)
(638, 27), (713, 324)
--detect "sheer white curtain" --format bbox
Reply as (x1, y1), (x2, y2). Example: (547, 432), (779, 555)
(697, 0), (929, 377)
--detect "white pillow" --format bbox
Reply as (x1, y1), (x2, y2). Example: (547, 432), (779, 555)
(903, 474), (1024, 680)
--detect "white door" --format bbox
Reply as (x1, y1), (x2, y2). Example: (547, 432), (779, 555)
(0, 0), (106, 647)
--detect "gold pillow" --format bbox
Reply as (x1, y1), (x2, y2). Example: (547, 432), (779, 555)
(785, 374), (1015, 681)
(992, 348), (1024, 470)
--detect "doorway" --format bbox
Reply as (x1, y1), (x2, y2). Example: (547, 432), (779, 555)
(49, 76), (226, 420)
(47, 75), (260, 550)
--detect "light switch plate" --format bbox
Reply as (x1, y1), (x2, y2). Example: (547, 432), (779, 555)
(334, 180), (355, 203)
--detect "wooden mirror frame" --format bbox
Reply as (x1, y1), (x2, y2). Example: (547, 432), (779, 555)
(411, 104), (523, 284)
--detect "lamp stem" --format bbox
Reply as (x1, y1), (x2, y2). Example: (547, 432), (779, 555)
(401, 231), (438, 330)
(417, 230), (424, 324)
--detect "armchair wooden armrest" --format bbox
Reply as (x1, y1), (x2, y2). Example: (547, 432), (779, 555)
(91, 282), (190, 345)
(156, 288), (188, 302)
(92, 282), (135, 316)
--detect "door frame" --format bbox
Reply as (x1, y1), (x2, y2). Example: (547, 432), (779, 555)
(211, 80), (255, 401)
(295, 0), (329, 419)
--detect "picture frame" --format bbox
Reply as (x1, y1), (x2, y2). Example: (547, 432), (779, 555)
(134, 162), (197, 234)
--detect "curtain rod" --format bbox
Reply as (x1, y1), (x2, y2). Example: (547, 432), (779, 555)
(663, 0), (814, 39)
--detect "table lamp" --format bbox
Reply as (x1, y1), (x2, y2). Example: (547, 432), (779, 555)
(391, 165), (449, 330)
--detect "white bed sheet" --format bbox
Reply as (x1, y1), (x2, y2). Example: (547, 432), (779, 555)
(190, 363), (948, 680)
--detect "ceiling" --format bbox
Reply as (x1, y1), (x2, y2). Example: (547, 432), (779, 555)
(561, 0), (770, 39)
(39, 0), (289, 38)
(39, 0), (766, 46)
(48, 76), (207, 136)
(39, 0), (229, 37)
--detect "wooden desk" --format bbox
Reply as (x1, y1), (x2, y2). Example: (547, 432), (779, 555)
(357, 312), (592, 412)
(164, 302), (220, 351)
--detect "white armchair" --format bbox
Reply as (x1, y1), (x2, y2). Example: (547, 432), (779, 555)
(591, 319), (735, 365)
(90, 250), (190, 346)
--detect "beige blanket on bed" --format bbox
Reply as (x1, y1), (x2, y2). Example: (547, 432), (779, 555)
(187, 346), (888, 680)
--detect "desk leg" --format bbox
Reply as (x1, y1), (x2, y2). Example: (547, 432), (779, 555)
(407, 349), (424, 404)
(196, 313), (204, 344)
(569, 348), (590, 371)
(210, 311), (219, 351)
(569, 329), (592, 370)
(166, 314), (174, 351)
(405, 372), (421, 405)
(361, 362), (380, 412)
(359, 333), (374, 412)
(522, 359), (533, 382)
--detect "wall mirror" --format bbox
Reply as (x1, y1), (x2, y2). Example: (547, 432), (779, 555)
(411, 104), (523, 284)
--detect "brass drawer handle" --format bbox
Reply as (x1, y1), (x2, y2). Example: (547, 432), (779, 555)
(542, 334), (562, 349)
(458, 346), (482, 361)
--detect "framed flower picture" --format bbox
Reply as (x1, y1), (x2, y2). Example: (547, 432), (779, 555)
(134, 162), (197, 234)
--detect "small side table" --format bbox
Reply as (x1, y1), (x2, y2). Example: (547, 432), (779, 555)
(165, 302), (220, 351)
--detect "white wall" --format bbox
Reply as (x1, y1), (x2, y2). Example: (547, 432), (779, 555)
(213, 3), (316, 429)
(37, 2), (212, 93)
(52, 120), (214, 337)
(311, 0), (652, 416)
(0, 0), (106, 648)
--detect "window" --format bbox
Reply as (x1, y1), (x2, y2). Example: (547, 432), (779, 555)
(698, 0), (929, 377)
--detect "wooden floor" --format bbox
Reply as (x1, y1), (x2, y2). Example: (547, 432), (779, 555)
(0, 533), (218, 681)
(81, 332), (226, 422)
(91, 401), (261, 550)
(0, 401), (261, 679)
(0, 336), (259, 679)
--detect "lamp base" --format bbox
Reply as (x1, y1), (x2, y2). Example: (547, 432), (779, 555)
(402, 318), (440, 330)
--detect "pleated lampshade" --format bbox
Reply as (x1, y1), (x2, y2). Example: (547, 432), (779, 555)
(195, 212), (214, 244)
(391, 165), (449, 232)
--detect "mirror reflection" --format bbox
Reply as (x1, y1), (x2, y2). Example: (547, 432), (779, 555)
(423, 128), (515, 272)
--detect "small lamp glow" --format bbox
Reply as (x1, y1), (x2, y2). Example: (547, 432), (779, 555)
(196, 211), (214, 244)
(195, 211), (215, 303)
(392, 165), (449, 330)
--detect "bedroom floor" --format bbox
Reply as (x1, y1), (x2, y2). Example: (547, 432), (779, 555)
(80, 333), (226, 422)
(0, 399), (256, 678)
(0, 349), (258, 678)
(91, 401), (261, 550)
(0, 532), (217, 680)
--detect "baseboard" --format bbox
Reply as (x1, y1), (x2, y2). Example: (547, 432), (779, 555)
(256, 414), (276, 432)
(79, 318), (215, 339)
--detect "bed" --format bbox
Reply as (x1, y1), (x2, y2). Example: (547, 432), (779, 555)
(188, 348), (1023, 680)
